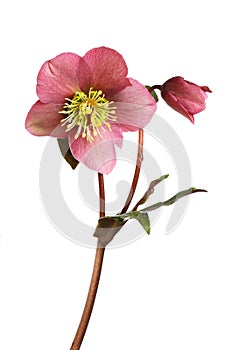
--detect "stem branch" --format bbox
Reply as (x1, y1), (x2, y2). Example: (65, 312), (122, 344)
(148, 84), (162, 92)
(120, 129), (144, 214)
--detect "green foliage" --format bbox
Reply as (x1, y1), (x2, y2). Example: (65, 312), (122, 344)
(95, 175), (207, 246)
(126, 211), (151, 235)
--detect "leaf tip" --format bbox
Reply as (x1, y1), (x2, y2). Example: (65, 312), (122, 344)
(192, 188), (208, 193)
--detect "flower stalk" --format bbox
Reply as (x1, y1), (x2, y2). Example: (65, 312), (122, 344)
(120, 129), (144, 214)
(70, 130), (145, 349)
(70, 245), (105, 350)
(70, 174), (106, 350)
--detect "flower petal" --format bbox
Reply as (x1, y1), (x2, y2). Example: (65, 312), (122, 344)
(163, 91), (195, 123)
(110, 78), (157, 131)
(68, 126), (123, 174)
(37, 53), (91, 104)
(83, 47), (130, 94)
(25, 101), (67, 137)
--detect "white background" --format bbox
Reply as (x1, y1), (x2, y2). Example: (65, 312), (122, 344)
(1, 0), (231, 349)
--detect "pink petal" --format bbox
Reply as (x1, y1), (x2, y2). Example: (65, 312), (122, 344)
(111, 125), (123, 148)
(110, 78), (157, 130)
(163, 91), (195, 123)
(83, 47), (130, 94)
(68, 126), (123, 174)
(25, 101), (67, 137)
(37, 53), (91, 104)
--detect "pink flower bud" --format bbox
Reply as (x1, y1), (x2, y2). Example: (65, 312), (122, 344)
(160, 76), (211, 123)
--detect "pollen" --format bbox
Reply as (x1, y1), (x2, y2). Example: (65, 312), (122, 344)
(59, 88), (117, 142)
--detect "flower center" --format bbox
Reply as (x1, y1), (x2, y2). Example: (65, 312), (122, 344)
(59, 88), (117, 142)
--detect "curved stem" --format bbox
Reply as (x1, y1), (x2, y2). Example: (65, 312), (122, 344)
(70, 173), (106, 350)
(120, 129), (144, 214)
(148, 84), (162, 92)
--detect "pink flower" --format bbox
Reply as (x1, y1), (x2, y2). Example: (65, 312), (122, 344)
(159, 76), (211, 123)
(25, 47), (156, 174)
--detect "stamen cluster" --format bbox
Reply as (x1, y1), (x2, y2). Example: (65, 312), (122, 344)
(60, 88), (117, 142)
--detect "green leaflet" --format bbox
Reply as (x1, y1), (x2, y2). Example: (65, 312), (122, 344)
(140, 187), (207, 213)
(126, 211), (151, 235)
(94, 175), (207, 244)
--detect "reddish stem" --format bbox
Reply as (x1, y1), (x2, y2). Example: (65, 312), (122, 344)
(98, 173), (105, 218)
(70, 128), (145, 349)
(148, 84), (162, 92)
(70, 174), (105, 350)
(120, 129), (144, 214)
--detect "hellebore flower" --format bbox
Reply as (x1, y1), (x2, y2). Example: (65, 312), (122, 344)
(25, 47), (156, 174)
(159, 76), (211, 123)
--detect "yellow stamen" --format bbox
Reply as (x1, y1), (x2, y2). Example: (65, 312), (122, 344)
(59, 88), (117, 142)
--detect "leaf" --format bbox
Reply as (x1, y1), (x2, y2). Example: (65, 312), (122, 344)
(94, 211), (151, 246)
(101, 187), (207, 238)
(141, 188), (207, 212)
(94, 216), (126, 247)
(94, 186), (207, 245)
(133, 174), (169, 211)
(128, 211), (151, 235)
(145, 85), (159, 102)
(57, 138), (79, 170)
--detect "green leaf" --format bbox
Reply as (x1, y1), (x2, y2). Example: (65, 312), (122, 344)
(141, 188), (207, 212)
(94, 185), (207, 245)
(100, 187), (207, 238)
(145, 85), (159, 102)
(128, 211), (151, 235)
(94, 216), (126, 247)
(94, 211), (151, 245)
(57, 138), (79, 170)
(133, 174), (169, 211)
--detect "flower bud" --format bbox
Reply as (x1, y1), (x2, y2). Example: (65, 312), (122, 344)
(160, 76), (211, 123)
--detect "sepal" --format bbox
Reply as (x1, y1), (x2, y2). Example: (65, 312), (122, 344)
(57, 138), (79, 170)
(145, 85), (159, 102)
